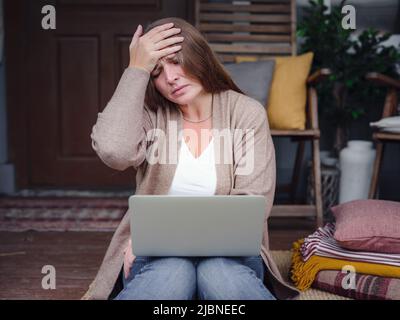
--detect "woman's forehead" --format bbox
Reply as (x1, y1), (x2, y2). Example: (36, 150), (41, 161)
(154, 53), (178, 68)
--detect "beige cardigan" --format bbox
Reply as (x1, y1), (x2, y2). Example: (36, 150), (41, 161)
(84, 67), (299, 300)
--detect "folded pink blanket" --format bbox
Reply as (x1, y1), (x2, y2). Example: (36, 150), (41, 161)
(301, 223), (400, 267)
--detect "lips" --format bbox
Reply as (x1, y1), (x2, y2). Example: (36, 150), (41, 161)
(172, 84), (189, 95)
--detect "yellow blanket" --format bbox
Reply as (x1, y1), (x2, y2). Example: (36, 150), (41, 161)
(291, 239), (400, 291)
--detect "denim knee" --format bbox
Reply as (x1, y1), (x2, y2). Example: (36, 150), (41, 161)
(115, 257), (197, 300)
(197, 257), (276, 300)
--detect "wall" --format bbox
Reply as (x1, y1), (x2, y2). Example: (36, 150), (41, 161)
(0, 0), (15, 194)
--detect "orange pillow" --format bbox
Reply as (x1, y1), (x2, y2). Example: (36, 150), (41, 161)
(267, 52), (314, 130)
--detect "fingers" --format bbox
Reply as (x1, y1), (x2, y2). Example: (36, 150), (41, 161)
(133, 24), (143, 39)
(164, 53), (177, 59)
(146, 22), (174, 38)
(154, 36), (184, 50)
(130, 24), (143, 47)
(151, 27), (182, 44)
(156, 45), (182, 60)
(123, 261), (130, 279)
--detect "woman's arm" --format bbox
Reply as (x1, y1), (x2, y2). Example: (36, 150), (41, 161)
(230, 97), (276, 243)
(90, 67), (153, 171)
(90, 23), (183, 171)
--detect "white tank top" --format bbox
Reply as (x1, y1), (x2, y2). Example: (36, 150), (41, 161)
(168, 136), (217, 196)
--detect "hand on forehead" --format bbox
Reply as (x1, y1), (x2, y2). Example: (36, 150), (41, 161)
(162, 52), (177, 61)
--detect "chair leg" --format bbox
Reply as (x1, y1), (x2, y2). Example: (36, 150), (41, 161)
(312, 139), (323, 227)
(290, 140), (305, 204)
(369, 141), (385, 199)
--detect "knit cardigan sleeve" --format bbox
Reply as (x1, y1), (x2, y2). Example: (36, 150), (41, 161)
(90, 67), (154, 171)
(229, 95), (276, 222)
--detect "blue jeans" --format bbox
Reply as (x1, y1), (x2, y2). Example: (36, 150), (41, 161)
(114, 255), (276, 300)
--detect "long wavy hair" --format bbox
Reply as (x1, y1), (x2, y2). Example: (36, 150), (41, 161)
(143, 17), (243, 111)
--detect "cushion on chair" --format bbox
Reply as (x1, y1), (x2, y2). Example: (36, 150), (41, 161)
(370, 116), (400, 133)
(223, 60), (275, 107)
(331, 199), (400, 254)
(266, 52), (314, 130)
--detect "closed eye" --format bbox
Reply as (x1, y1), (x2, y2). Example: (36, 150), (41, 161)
(151, 67), (161, 78)
(166, 55), (180, 65)
(151, 59), (179, 78)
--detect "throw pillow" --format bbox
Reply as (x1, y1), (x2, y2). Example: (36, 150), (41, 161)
(331, 199), (400, 254)
(267, 52), (314, 130)
(223, 60), (275, 107)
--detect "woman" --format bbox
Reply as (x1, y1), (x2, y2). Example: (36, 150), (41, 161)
(85, 17), (299, 300)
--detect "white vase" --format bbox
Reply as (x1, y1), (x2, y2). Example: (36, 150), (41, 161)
(339, 140), (375, 204)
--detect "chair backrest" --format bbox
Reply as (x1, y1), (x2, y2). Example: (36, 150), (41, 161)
(195, 0), (297, 63)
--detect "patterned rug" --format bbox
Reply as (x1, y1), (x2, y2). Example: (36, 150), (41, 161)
(0, 189), (132, 232)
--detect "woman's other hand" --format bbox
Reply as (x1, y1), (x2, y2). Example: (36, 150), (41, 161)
(123, 239), (136, 279)
(128, 22), (184, 73)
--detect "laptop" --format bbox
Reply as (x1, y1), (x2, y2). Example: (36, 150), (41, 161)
(129, 195), (266, 256)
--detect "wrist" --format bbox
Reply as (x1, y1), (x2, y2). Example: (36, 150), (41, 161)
(128, 63), (150, 74)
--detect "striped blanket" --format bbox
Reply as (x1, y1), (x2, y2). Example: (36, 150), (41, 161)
(313, 270), (400, 300)
(291, 239), (400, 291)
(301, 223), (400, 267)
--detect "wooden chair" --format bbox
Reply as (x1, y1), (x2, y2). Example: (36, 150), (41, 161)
(195, 0), (331, 227)
(366, 72), (400, 199)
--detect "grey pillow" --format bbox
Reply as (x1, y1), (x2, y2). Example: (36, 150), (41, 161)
(223, 60), (275, 106)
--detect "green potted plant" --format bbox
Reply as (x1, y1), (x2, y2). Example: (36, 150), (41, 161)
(297, 0), (400, 157)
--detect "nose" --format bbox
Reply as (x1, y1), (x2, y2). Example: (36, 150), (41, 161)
(163, 64), (179, 84)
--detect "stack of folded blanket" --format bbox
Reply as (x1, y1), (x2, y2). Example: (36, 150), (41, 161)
(290, 199), (400, 300)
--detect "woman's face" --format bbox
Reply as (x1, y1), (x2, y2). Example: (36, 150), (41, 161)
(151, 53), (204, 105)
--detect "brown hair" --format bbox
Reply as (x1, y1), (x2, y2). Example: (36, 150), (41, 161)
(143, 17), (243, 111)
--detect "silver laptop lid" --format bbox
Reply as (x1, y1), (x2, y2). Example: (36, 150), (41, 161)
(129, 195), (266, 256)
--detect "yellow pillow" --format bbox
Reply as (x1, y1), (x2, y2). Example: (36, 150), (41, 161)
(235, 56), (258, 63)
(267, 52), (314, 130)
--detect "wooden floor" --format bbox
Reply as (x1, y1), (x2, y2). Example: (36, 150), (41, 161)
(0, 219), (314, 300)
